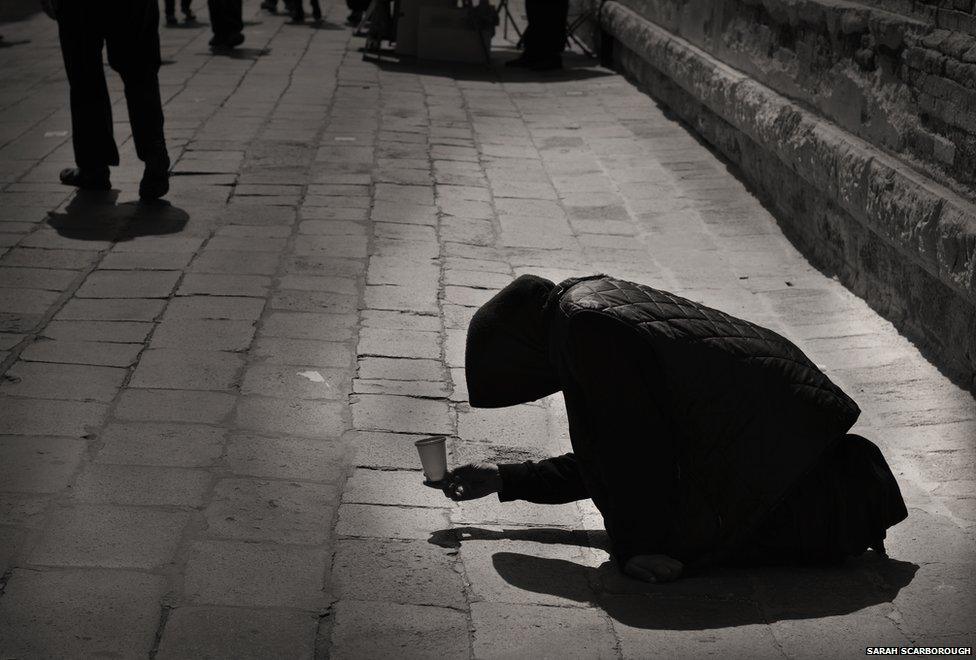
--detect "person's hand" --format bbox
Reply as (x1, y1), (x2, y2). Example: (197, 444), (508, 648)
(442, 462), (501, 501)
(40, 0), (56, 19)
(623, 554), (684, 583)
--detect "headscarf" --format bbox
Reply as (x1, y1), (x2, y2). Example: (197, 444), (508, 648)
(464, 274), (560, 408)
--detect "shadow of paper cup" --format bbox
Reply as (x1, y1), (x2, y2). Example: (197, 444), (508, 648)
(415, 435), (447, 482)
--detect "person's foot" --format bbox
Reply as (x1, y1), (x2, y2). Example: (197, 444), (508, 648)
(183, 9), (196, 22)
(529, 54), (562, 71)
(59, 166), (111, 191)
(311, 7), (322, 21)
(505, 53), (536, 68)
(209, 32), (244, 49)
(139, 159), (170, 201)
(165, 13), (179, 26)
(260, 0), (278, 12)
(346, 10), (362, 25)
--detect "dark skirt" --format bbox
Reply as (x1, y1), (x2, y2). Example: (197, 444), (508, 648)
(728, 434), (909, 566)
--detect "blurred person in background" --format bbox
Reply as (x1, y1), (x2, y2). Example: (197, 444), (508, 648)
(164, 0), (196, 25)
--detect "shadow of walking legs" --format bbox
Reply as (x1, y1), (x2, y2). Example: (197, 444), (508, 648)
(46, 191), (189, 242)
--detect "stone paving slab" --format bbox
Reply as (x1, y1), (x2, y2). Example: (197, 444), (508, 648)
(0, 0), (974, 658)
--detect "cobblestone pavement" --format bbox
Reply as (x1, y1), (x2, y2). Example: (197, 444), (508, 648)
(0, 2), (974, 658)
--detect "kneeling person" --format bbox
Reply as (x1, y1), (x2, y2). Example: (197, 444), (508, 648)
(443, 274), (907, 583)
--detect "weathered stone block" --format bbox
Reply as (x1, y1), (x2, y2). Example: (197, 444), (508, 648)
(72, 464), (210, 506)
(351, 394), (453, 434)
(342, 469), (449, 508)
(335, 503), (451, 540)
(130, 348), (244, 391)
(223, 433), (349, 481)
(0, 569), (166, 659)
(241, 364), (350, 400)
(115, 389), (236, 424)
(235, 397), (346, 438)
(330, 601), (469, 659)
(184, 540), (329, 609)
(157, 608), (317, 660)
(0, 436), (86, 493)
(203, 478), (338, 544)
(333, 538), (466, 608)
(95, 422), (226, 467)
(29, 505), (188, 569)
(471, 603), (616, 658)
(0, 361), (125, 402)
(0, 397), (108, 436)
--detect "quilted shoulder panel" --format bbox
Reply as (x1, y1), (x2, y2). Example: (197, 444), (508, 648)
(559, 276), (860, 418)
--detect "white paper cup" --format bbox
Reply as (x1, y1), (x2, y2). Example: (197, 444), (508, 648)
(415, 435), (447, 482)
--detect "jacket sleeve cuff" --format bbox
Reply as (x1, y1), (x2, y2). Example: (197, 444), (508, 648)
(497, 462), (533, 502)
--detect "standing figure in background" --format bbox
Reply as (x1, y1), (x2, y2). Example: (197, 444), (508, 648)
(345, 0), (370, 26)
(506, 0), (567, 71)
(42, 0), (170, 200)
(164, 0), (196, 26)
(259, 0), (321, 22)
(207, 0), (245, 49)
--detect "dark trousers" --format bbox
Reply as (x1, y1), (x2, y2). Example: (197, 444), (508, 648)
(208, 0), (243, 38)
(56, 0), (167, 169)
(524, 0), (568, 58)
(729, 434), (908, 566)
(164, 0), (193, 16)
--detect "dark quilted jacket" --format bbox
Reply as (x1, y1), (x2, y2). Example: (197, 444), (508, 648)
(549, 275), (862, 562)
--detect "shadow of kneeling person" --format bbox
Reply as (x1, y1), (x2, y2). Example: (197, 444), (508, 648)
(433, 526), (919, 631)
(46, 190), (189, 242)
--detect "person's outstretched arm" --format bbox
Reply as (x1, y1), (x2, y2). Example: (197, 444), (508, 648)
(444, 453), (589, 504)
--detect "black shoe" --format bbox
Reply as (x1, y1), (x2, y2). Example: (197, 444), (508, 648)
(311, 7), (322, 21)
(59, 167), (111, 191)
(505, 54), (536, 68)
(210, 32), (244, 49)
(139, 160), (170, 201)
(165, 13), (179, 26)
(183, 9), (196, 22)
(529, 54), (562, 71)
(346, 10), (362, 25)
(260, 0), (278, 12)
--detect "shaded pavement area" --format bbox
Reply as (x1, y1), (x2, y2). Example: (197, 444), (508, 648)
(0, 1), (973, 657)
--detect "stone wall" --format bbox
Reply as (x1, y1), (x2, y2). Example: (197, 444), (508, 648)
(594, 0), (976, 389)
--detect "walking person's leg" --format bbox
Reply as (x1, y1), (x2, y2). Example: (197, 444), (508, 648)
(529, 0), (567, 70)
(227, 0), (244, 36)
(55, 2), (115, 189)
(164, 0), (179, 25)
(506, 0), (539, 66)
(105, 0), (170, 200)
(208, 0), (226, 43)
(182, 0), (196, 22)
(208, 0), (244, 48)
(345, 0), (368, 26)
